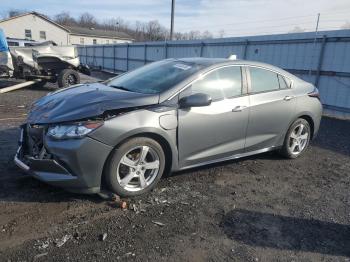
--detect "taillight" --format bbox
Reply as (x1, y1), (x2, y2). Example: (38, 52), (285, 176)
(308, 87), (321, 101)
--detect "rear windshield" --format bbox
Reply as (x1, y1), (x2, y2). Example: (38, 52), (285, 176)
(106, 60), (203, 94)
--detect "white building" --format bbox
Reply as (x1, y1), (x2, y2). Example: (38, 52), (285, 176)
(0, 12), (133, 46)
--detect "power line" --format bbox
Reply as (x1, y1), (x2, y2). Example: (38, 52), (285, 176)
(178, 10), (350, 32)
(214, 25), (347, 38)
(179, 15), (317, 31)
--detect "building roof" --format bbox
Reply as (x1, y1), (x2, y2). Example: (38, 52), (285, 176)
(0, 12), (70, 32)
(0, 12), (133, 40)
(65, 26), (133, 40)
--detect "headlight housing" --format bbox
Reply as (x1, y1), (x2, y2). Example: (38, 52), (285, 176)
(47, 122), (103, 139)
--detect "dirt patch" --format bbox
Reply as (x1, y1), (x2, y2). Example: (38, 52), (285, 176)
(0, 73), (349, 261)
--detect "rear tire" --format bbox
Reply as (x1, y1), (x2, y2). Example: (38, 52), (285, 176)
(105, 137), (166, 197)
(280, 118), (311, 159)
(57, 69), (80, 88)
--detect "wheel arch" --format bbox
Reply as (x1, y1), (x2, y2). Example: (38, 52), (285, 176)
(100, 129), (178, 188)
(298, 115), (315, 139)
(287, 112), (316, 140)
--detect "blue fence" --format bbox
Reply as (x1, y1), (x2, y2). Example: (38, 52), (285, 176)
(77, 29), (350, 118)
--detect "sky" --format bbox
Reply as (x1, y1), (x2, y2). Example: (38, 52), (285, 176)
(1, 0), (350, 37)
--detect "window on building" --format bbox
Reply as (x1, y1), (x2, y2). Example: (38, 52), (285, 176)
(93, 39), (97, 44)
(39, 31), (46, 40)
(188, 66), (243, 101)
(249, 67), (280, 93)
(25, 29), (32, 40)
(80, 38), (84, 45)
(106, 40), (109, 44)
(7, 41), (19, 47)
(113, 40), (117, 44)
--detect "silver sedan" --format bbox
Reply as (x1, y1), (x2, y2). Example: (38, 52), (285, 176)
(15, 58), (322, 196)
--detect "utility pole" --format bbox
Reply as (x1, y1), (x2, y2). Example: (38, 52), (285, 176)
(170, 0), (175, 40)
(309, 13), (320, 77)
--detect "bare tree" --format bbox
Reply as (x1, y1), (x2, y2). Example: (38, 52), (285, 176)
(289, 26), (305, 33)
(145, 20), (167, 41)
(186, 30), (201, 40)
(201, 30), (213, 39)
(341, 22), (350, 29)
(1, 9), (28, 19)
(218, 30), (225, 38)
(54, 12), (76, 26)
(55, 11), (215, 42)
(78, 12), (97, 28)
(173, 32), (187, 40)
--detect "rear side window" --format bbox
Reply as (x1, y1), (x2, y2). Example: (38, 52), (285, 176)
(283, 76), (292, 88)
(189, 66), (242, 101)
(249, 67), (279, 93)
(278, 75), (290, 89)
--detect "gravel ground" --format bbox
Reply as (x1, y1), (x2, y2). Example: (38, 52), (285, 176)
(0, 73), (349, 261)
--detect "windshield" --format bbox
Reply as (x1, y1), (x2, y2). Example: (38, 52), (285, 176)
(106, 60), (203, 94)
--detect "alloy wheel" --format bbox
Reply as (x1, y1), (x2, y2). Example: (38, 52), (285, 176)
(116, 145), (160, 192)
(288, 123), (309, 155)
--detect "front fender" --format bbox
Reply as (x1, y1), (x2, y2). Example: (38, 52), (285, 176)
(89, 109), (179, 171)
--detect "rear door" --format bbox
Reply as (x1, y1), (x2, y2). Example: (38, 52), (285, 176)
(245, 66), (296, 152)
(178, 65), (249, 168)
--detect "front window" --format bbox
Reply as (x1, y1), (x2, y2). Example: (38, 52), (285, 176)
(106, 60), (204, 94)
(40, 31), (46, 40)
(25, 29), (32, 40)
(188, 66), (242, 101)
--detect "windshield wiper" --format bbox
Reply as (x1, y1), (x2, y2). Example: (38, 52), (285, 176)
(109, 85), (132, 92)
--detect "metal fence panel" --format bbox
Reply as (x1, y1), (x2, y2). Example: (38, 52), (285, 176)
(78, 29), (350, 118)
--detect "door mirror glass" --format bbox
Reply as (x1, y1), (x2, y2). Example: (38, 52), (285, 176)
(179, 93), (212, 108)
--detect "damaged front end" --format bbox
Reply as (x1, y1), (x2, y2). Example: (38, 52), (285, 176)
(14, 120), (113, 194)
(10, 44), (89, 81)
(15, 124), (74, 177)
(14, 81), (162, 193)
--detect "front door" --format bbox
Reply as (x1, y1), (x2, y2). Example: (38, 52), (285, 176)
(178, 66), (249, 168)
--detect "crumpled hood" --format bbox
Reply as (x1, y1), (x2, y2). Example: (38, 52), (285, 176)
(27, 83), (159, 124)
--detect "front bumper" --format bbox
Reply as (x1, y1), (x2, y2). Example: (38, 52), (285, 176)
(15, 128), (113, 194)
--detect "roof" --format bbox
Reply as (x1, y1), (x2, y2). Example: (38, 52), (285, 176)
(0, 12), (133, 40)
(178, 57), (229, 66)
(176, 57), (297, 79)
(0, 12), (69, 32)
(65, 26), (133, 40)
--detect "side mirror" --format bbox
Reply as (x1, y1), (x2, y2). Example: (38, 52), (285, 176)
(179, 93), (212, 108)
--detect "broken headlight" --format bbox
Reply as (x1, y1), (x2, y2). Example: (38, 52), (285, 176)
(47, 122), (103, 139)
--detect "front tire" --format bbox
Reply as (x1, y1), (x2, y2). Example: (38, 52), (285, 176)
(105, 137), (166, 197)
(280, 118), (311, 159)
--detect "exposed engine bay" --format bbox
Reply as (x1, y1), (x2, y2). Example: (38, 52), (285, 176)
(0, 29), (90, 88)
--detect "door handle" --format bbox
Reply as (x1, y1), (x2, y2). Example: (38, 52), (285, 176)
(284, 96), (294, 101)
(232, 105), (247, 112)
